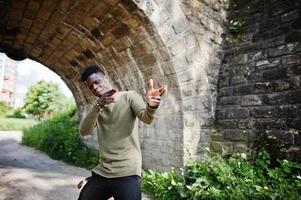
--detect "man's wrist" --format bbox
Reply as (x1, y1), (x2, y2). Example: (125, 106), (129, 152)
(94, 100), (104, 109)
(147, 103), (159, 109)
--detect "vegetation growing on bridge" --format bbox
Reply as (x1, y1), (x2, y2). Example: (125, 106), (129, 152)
(142, 150), (301, 200)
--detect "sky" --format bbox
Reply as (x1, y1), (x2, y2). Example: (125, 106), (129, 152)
(15, 57), (73, 108)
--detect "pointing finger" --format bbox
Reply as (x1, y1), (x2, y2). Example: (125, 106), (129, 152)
(148, 79), (154, 90)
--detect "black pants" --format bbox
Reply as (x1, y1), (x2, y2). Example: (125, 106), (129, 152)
(78, 172), (141, 200)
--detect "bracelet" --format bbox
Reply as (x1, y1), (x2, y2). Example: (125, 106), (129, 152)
(94, 100), (103, 109)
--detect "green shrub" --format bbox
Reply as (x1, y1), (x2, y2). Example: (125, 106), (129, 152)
(22, 106), (98, 169)
(229, 20), (245, 44)
(7, 108), (26, 119)
(0, 101), (11, 116)
(142, 150), (301, 200)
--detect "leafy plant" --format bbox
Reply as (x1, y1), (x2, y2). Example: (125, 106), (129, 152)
(0, 101), (12, 116)
(22, 106), (98, 169)
(7, 107), (26, 118)
(229, 20), (245, 44)
(142, 150), (301, 200)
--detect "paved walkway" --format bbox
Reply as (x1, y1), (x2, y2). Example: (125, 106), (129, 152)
(0, 131), (151, 200)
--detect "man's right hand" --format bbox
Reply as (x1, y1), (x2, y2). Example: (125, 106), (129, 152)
(95, 89), (117, 108)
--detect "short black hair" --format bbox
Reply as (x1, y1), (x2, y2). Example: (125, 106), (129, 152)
(80, 64), (105, 82)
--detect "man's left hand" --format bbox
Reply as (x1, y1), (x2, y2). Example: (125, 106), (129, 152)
(145, 79), (167, 108)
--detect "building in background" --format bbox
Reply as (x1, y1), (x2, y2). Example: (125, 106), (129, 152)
(0, 54), (18, 107)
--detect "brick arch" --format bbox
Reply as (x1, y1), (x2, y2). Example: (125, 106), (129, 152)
(1, 0), (231, 171)
(0, 0), (187, 171)
(136, 0), (228, 163)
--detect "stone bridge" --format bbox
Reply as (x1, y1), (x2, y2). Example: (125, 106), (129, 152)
(0, 0), (300, 171)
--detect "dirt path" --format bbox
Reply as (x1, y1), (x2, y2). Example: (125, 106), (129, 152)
(0, 131), (151, 200)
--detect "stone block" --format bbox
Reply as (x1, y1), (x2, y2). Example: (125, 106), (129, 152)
(234, 84), (255, 95)
(281, 9), (299, 23)
(197, 113), (215, 127)
(137, 52), (157, 66)
(184, 32), (198, 49)
(290, 64), (301, 75)
(178, 68), (196, 85)
(254, 118), (287, 130)
(181, 84), (194, 98)
(240, 95), (262, 106)
(183, 113), (198, 128)
(260, 92), (285, 105)
(182, 98), (198, 112)
(223, 130), (249, 141)
(288, 118), (301, 130)
(168, 39), (186, 56)
(112, 23), (130, 39)
(197, 95), (213, 113)
(159, 25), (175, 43)
(171, 17), (190, 35)
(161, 62), (175, 75)
(219, 87), (233, 97)
(216, 108), (249, 119)
(254, 83), (274, 94)
(231, 54), (248, 65)
(286, 89), (301, 104)
(157, 9), (170, 25)
(130, 40), (153, 58)
(286, 31), (301, 43)
(219, 96), (240, 106)
(113, 4), (131, 20)
(230, 76), (248, 85)
(156, 47), (171, 62)
(267, 44), (295, 58)
(100, 33), (116, 47)
(113, 38), (131, 52)
(250, 51), (265, 61)
(256, 60), (280, 70)
(216, 119), (238, 129)
(270, 80), (291, 91)
(250, 107), (281, 118)
(103, 0), (119, 6)
(194, 80), (209, 96)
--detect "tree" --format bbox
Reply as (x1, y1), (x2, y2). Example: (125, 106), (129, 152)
(23, 80), (61, 119)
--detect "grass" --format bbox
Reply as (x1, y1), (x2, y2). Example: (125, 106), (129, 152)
(0, 117), (37, 131)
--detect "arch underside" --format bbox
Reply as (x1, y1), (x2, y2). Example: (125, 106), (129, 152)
(0, 0), (225, 171)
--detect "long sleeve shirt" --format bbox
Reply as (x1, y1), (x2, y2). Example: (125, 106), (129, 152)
(79, 90), (157, 178)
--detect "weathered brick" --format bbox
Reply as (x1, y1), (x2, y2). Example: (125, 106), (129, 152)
(234, 84), (255, 95)
(250, 107), (281, 118)
(230, 76), (248, 85)
(217, 108), (249, 119)
(171, 17), (190, 35)
(241, 95), (262, 106)
(178, 69), (196, 85)
(223, 130), (249, 141)
(262, 93), (287, 105)
(217, 120), (238, 129)
(219, 96), (240, 106)
(286, 90), (301, 104)
(254, 118), (287, 130)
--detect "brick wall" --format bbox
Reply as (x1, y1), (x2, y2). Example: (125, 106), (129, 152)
(214, 0), (301, 160)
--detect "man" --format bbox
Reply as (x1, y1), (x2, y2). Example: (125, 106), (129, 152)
(78, 65), (166, 200)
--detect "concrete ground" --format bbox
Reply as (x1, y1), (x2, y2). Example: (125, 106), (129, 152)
(0, 131), (151, 200)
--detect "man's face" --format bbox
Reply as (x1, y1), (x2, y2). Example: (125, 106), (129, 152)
(85, 72), (111, 97)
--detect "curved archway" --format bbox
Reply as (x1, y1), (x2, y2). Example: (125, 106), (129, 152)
(0, 0), (228, 171)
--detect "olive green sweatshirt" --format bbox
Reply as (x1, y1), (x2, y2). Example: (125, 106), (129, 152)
(79, 90), (157, 178)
